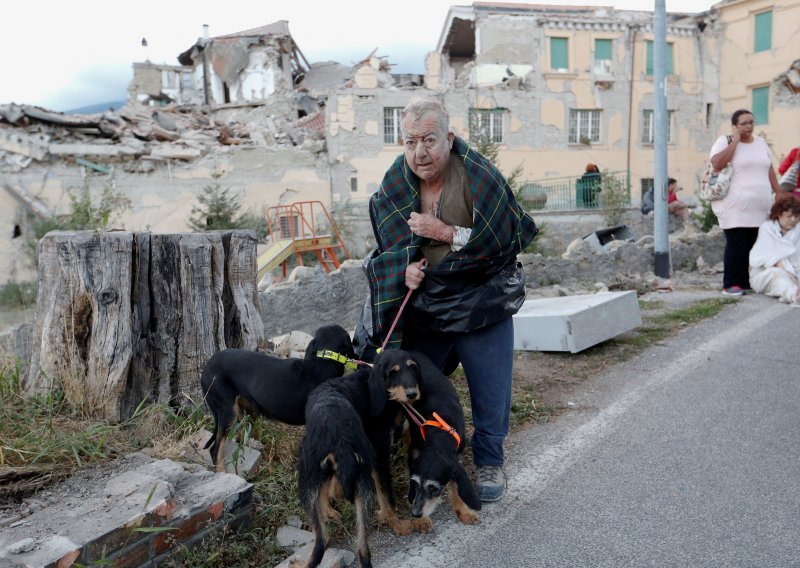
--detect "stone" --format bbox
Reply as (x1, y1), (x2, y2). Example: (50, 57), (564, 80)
(276, 525), (314, 549)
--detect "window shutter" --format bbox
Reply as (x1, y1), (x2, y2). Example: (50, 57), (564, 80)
(550, 37), (569, 70)
(754, 11), (772, 53)
(646, 41), (653, 75)
(752, 86), (769, 125)
(666, 43), (674, 75)
(594, 39), (612, 61)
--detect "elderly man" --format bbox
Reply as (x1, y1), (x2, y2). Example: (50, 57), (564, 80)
(362, 100), (538, 502)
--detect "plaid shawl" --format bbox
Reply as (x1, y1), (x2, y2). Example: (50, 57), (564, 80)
(365, 136), (538, 349)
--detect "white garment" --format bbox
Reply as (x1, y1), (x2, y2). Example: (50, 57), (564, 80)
(709, 135), (773, 229)
(749, 220), (800, 303)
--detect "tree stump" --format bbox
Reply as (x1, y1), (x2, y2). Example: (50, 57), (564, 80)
(22, 230), (265, 422)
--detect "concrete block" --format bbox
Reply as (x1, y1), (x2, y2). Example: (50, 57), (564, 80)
(0, 457), (253, 568)
(276, 525), (314, 549)
(187, 429), (263, 478)
(513, 291), (641, 353)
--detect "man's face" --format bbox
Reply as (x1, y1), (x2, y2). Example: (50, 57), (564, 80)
(402, 113), (454, 183)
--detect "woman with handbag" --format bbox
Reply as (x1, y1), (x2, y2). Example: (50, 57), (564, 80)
(710, 109), (780, 296)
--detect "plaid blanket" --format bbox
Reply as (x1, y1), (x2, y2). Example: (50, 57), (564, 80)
(365, 136), (538, 349)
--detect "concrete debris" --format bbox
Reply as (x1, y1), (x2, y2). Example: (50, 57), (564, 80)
(0, 100), (324, 173)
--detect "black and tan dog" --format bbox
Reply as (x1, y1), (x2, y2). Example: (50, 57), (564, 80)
(292, 349), (424, 568)
(406, 351), (481, 530)
(200, 324), (355, 471)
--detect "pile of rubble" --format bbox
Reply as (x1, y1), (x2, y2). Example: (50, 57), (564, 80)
(0, 102), (325, 174)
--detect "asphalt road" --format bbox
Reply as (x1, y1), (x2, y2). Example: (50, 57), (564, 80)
(372, 294), (800, 567)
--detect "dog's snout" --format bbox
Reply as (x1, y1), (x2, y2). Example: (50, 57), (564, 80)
(406, 388), (419, 400)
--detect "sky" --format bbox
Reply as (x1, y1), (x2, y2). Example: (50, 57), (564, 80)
(0, 0), (715, 112)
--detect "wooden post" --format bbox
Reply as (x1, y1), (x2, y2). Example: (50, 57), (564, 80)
(23, 230), (265, 422)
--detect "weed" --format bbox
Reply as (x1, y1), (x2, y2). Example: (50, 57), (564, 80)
(600, 169), (630, 227)
(692, 199), (719, 233)
(26, 179), (128, 265)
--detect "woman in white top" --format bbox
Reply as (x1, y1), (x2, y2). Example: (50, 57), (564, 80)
(749, 195), (800, 304)
(710, 109), (780, 296)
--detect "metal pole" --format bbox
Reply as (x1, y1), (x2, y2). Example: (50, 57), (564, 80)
(653, 0), (670, 277)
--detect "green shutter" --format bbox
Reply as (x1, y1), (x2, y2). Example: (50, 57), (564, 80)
(752, 86), (769, 124)
(551, 37), (568, 70)
(666, 43), (674, 75)
(595, 39), (612, 61)
(754, 11), (772, 52)
(646, 41), (673, 75)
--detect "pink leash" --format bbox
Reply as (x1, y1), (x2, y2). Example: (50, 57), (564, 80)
(380, 259), (427, 352)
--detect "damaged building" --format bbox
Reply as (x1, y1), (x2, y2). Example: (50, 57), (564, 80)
(1, 0), (799, 287)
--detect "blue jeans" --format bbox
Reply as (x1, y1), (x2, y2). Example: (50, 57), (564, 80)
(403, 316), (513, 467)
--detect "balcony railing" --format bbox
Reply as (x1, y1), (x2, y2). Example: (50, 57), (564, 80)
(516, 170), (631, 212)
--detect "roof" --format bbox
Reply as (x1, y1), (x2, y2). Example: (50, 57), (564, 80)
(211, 20), (290, 40)
(177, 20), (292, 66)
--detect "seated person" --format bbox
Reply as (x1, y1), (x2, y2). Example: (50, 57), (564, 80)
(667, 178), (689, 221)
(749, 196), (800, 304)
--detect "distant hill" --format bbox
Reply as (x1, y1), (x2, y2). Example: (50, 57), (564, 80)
(65, 100), (127, 115)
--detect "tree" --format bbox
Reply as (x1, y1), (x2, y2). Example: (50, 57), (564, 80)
(187, 180), (268, 241)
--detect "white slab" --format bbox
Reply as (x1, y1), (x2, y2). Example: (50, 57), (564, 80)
(513, 291), (641, 353)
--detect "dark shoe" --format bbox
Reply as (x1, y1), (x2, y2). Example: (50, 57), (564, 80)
(721, 286), (745, 296)
(476, 465), (506, 502)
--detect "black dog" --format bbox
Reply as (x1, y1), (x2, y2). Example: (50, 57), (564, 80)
(293, 349), (425, 567)
(406, 352), (481, 530)
(293, 372), (376, 568)
(200, 324), (355, 471)
(362, 349), (430, 536)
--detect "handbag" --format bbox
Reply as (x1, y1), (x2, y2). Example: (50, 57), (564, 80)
(779, 160), (800, 192)
(699, 136), (733, 201)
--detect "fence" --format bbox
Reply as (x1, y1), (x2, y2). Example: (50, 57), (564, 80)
(517, 170), (631, 212)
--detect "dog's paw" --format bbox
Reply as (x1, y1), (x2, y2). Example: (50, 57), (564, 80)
(388, 518), (414, 536)
(412, 516), (433, 533)
(455, 508), (480, 525)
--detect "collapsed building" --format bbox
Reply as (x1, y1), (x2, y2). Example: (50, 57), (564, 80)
(1, 0), (798, 287)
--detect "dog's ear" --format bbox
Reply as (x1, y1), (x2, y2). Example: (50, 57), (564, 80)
(408, 473), (419, 504)
(452, 463), (481, 511)
(368, 365), (388, 416)
(305, 336), (318, 361)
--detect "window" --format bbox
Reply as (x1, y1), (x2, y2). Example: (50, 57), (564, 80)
(754, 10), (772, 52)
(645, 41), (674, 75)
(594, 39), (612, 74)
(350, 177), (358, 193)
(569, 110), (601, 144)
(383, 107), (403, 144)
(181, 72), (193, 91)
(550, 37), (569, 72)
(162, 70), (178, 89)
(642, 109), (674, 144)
(469, 108), (504, 144)
(752, 86), (769, 125)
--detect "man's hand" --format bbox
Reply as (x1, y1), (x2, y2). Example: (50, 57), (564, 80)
(405, 259), (427, 290)
(408, 212), (453, 242)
